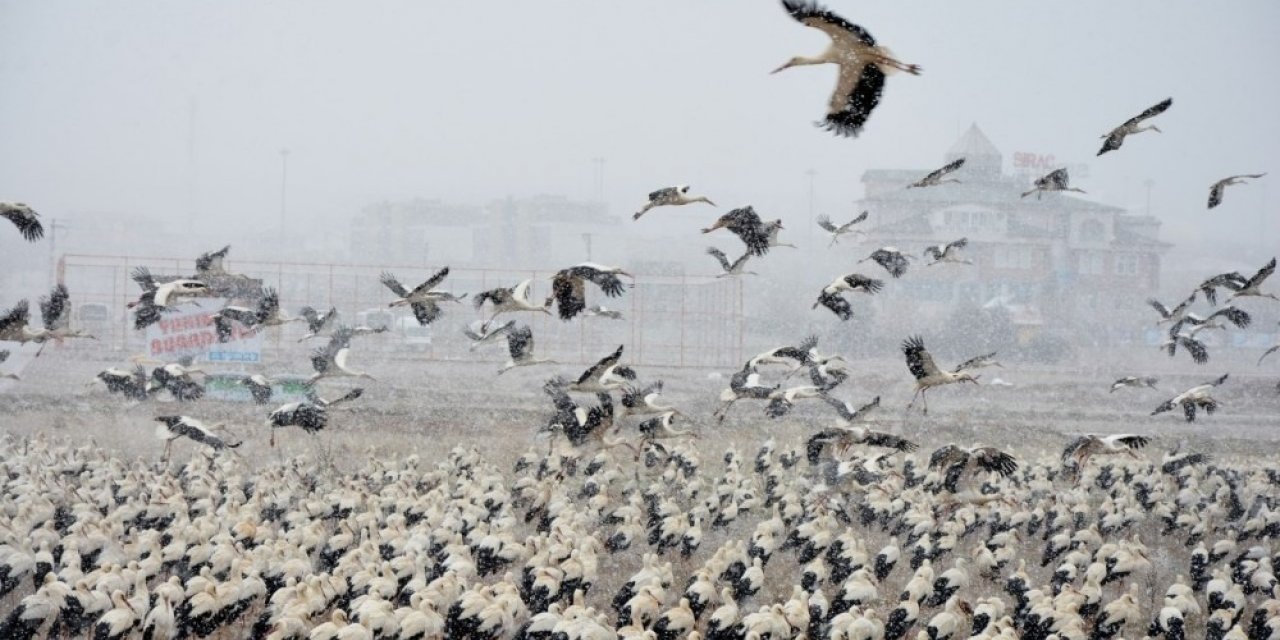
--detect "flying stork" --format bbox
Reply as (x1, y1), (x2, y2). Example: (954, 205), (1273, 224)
(541, 377), (629, 454)
(620, 381), (680, 418)
(308, 327), (377, 384)
(637, 411), (697, 444)
(924, 238), (971, 266)
(859, 247), (913, 278)
(297, 306), (339, 342)
(380, 268), (464, 325)
(497, 324), (556, 375)
(473, 279), (553, 325)
(714, 364), (779, 422)
(702, 206), (773, 257)
(1151, 373), (1228, 422)
(212, 288), (298, 342)
(1021, 168), (1085, 199)
(92, 365), (150, 401)
(462, 319), (514, 351)
(816, 211), (868, 246)
(773, 0), (920, 138)
(154, 416), (240, 461)
(901, 336), (979, 415)
(551, 263), (632, 321)
(748, 335), (818, 371)
(127, 267), (210, 330)
(1061, 434), (1149, 481)
(634, 185), (716, 220)
(813, 273), (883, 320)
(149, 356), (206, 401)
(33, 284), (96, 354)
(240, 374), (275, 404)
(1148, 292), (1198, 327)
(1174, 305), (1252, 335)
(908, 159), (965, 189)
(1, 202), (43, 241)
(764, 385), (825, 419)
(569, 345), (635, 392)
(1097, 98), (1172, 156)
(1223, 257), (1278, 303)
(1208, 173), (1266, 209)
(706, 247), (756, 278)
(1198, 272), (1248, 305)
(1110, 376), (1159, 393)
(267, 387), (363, 446)
(808, 400), (917, 463)
(762, 219), (796, 249)
(927, 444), (1018, 493)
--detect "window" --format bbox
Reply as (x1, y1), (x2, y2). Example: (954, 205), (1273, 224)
(1079, 220), (1105, 243)
(995, 246), (1034, 269)
(1077, 251), (1104, 275)
(1115, 254), (1139, 276)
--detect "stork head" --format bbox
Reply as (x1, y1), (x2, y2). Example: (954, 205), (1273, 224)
(958, 372), (980, 384)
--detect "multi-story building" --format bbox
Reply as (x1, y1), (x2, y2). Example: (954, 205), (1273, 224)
(859, 124), (1170, 344)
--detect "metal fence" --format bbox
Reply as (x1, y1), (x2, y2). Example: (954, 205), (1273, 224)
(57, 253), (745, 369)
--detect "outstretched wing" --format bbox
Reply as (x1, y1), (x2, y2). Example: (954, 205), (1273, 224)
(821, 62), (885, 139)
(1061, 435), (1094, 462)
(379, 271), (409, 297)
(1113, 434), (1149, 450)
(815, 290), (852, 321)
(924, 158), (965, 182)
(410, 300), (442, 325)
(946, 237), (968, 252)
(1243, 257), (1276, 290)
(255, 288), (280, 322)
(953, 352), (996, 373)
(1122, 97), (1173, 128)
(1176, 336), (1208, 364)
(409, 266), (451, 296)
(971, 447), (1018, 477)
(195, 245), (230, 275)
(1, 204), (44, 241)
(171, 418), (230, 449)
(648, 186), (679, 203)
(576, 345), (624, 385)
(902, 335), (940, 380)
(552, 271), (586, 321)
(1207, 182), (1227, 209)
(0, 300), (31, 338)
(923, 245), (943, 261)
(706, 247), (732, 272)
(39, 284), (70, 331)
(507, 325), (534, 360)
(863, 429), (917, 452)
(928, 444), (966, 471)
(816, 215), (838, 233)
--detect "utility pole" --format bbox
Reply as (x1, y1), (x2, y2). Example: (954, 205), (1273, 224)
(805, 169), (818, 248)
(279, 148), (290, 245)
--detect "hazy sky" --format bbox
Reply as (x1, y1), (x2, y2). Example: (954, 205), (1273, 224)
(2, 1), (1278, 253)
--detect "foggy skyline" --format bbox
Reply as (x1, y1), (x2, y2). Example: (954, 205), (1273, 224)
(2, 1), (1278, 264)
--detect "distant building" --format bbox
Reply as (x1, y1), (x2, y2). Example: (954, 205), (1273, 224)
(859, 124), (1170, 343)
(348, 195), (624, 270)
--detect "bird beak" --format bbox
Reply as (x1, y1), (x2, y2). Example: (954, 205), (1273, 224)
(1151, 126), (1162, 133)
(701, 220), (725, 233)
(770, 61), (791, 74)
(619, 271), (634, 279)
(705, 199), (717, 207)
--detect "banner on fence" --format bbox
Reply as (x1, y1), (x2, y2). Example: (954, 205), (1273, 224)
(145, 298), (263, 363)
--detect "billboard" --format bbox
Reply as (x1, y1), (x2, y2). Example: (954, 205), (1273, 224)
(145, 298), (263, 363)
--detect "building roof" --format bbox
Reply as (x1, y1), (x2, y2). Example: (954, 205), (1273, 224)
(947, 123), (1001, 159)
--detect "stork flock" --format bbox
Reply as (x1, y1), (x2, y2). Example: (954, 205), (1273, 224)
(2, 1), (1279, 640)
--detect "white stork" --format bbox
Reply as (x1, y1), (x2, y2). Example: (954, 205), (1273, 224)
(1224, 257), (1278, 303)
(706, 247), (756, 278)
(569, 345), (635, 392)
(748, 335), (818, 371)
(473, 279), (552, 325)
(148, 356), (205, 401)
(637, 411), (697, 443)
(764, 385), (824, 419)
(813, 273), (883, 320)
(297, 306), (339, 342)
(308, 327), (377, 384)
(1152, 373), (1228, 422)
(620, 381), (680, 418)
(816, 210), (868, 246)
(127, 267), (209, 330)
(634, 185), (716, 220)
(908, 158), (965, 189)
(380, 268), (464, 325)
(92, 365), (150, 401)
(808, 397), (917, 458)
(1197, 272), (1248, 305)
(1021, 168), (1085, 199)
(541, 378), (629, 454)
(1110, 376), (1159, 393)
(1098, 97), (1172, 155)
(1148, 292), (1198, 327)
(240, 374), (275, 404)
(702, 206), (773, 257)
(763, 219), (796, 249)
(927, 444), (1018, 493)
(551, 263), (632, 321)
(859, 247), (913, 278)
(33, 284), (96, 355)
(773, 0), (920, 138)
(497, 324), (556, 375)
(902, 336), (979, 415)
(1061, 434), (1149, 477)
(1, 202), (43, 241)
(211, 287), (298, 342)
(462, 319), (514, 351)
(1208, 173), (1265, 209)
(715, 365), (779, 422)
(267, 388), (363, 446)
(924, 238), (971, 266)
(154, 416), (240, 461)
